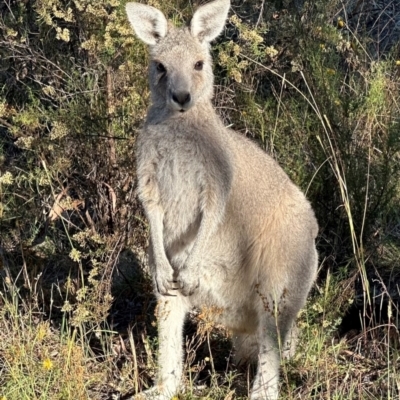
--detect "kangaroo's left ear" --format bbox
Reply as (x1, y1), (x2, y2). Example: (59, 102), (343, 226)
(190, 0), (230, 43)
(126, 2), (168, 46)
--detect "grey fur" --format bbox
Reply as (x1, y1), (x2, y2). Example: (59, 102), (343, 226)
(126, 1), (318, 399)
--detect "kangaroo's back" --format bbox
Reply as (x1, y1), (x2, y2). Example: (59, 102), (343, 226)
(126, 1), (318, 399)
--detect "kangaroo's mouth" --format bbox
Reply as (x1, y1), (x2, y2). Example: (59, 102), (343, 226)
(167, 99), (192, 114)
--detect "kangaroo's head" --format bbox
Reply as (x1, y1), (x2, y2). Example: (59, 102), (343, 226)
(126, 0), (230, 113)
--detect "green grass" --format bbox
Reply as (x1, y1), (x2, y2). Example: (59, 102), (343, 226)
(1, 280), (398, 399)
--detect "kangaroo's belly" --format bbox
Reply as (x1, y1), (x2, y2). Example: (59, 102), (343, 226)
(186, 276), (261, 334)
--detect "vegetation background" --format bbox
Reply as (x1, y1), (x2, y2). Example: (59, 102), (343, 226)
(0, 0), (399, 398)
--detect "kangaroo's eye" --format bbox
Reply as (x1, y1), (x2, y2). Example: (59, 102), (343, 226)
(194, 61), (204, 71)
(156, 62), (166, 73)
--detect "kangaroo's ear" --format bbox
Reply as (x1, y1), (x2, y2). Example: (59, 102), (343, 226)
(190, 0), (230, 42)
(126, 2), (168, 46)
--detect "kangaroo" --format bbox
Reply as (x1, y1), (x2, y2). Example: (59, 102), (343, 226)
(126, 1), (318, 399)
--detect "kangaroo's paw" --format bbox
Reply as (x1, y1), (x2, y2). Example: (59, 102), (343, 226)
(132, 386), (175, 400)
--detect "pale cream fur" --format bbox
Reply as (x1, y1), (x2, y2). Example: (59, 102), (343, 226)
(126, 1), (318, 399)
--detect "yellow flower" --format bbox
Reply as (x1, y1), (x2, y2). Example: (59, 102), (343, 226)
(265, 45), (278, 57)
(396, 60), (400, 66)
(55, 27), (70, 42)
(337, 18), (345, 28)
(69, 248), (82, 262)
(42, 358), (53, 370)
(0, 171), (13, 185)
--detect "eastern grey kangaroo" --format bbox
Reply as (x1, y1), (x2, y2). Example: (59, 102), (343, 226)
(126, 1), (318, 399)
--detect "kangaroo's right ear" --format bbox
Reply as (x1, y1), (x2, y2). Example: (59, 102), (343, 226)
(191, 0), (230, 42)
(126, 2), (168, 46)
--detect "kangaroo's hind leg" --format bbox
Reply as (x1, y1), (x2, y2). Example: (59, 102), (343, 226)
(249, 288), (302, 400)
(250, 279), (315, 400)
(135, 295), (188, 400)
(249, 316), (281, 400)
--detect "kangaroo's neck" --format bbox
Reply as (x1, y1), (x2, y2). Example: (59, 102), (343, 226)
(146, 101), (219, 127)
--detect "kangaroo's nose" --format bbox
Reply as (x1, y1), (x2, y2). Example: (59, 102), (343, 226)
(172, 91), (191, 107)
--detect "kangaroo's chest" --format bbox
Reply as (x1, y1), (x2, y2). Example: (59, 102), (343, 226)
(150, 130), (206, 240)
(155, 133), (204, 197)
